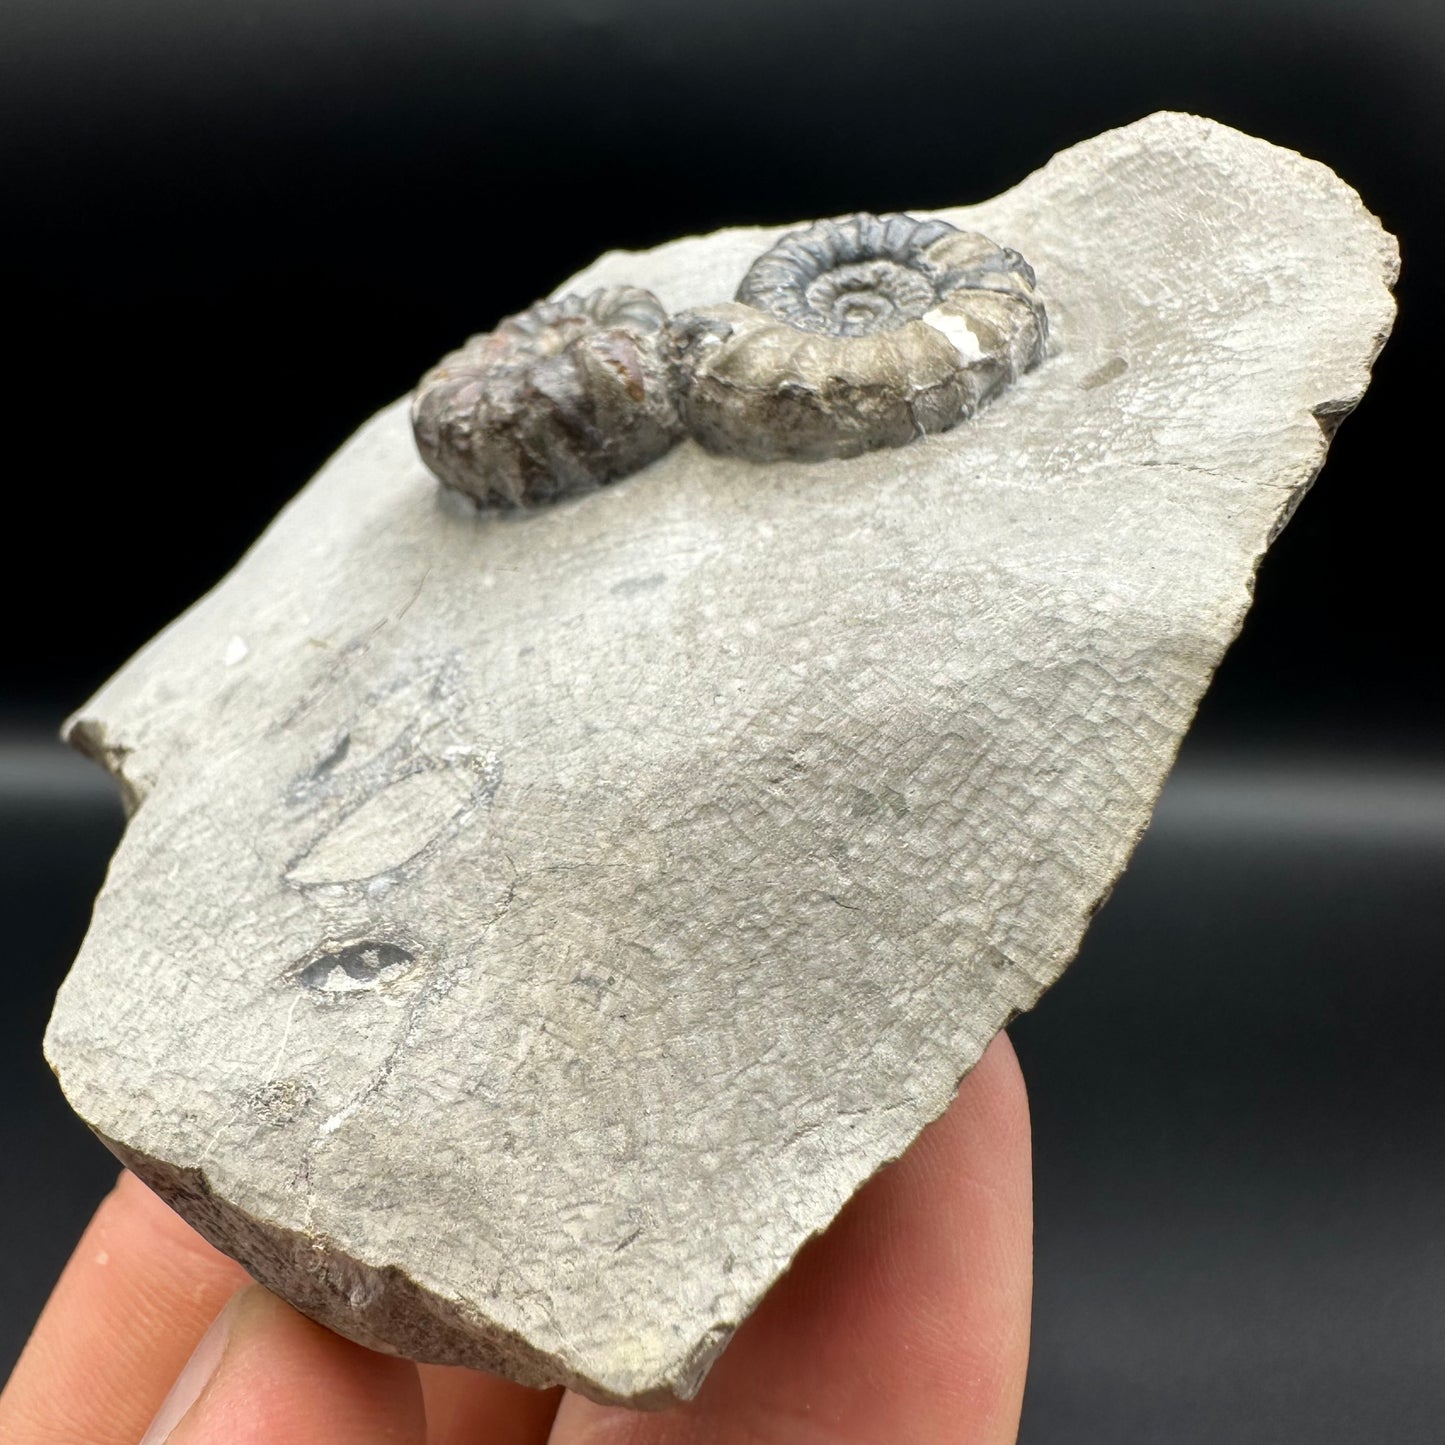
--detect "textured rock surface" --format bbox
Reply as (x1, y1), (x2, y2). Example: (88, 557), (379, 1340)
(45, 113), (1396, 1406)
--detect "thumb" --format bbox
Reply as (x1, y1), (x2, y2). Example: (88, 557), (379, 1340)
(142, 1285), (426, 1445)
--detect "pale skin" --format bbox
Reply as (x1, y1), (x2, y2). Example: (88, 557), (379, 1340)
(0, 1033), (1031, 1445)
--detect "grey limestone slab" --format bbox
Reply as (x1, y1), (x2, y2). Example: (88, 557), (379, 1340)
(45, 113), (1397, 1405)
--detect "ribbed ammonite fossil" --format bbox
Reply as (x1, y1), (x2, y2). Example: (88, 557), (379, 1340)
(673, 212), (1049, 462)
(411, 286), (683, 507)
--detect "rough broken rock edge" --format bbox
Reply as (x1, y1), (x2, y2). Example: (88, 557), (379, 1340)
(45, 112), (1398, 1408)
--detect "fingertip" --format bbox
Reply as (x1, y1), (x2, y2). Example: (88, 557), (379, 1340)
(918, 1031), (1033, 1220)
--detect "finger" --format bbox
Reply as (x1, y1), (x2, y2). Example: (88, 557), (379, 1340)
(549, 1030), (1032, 1445)
(0, 1169), (251, 1445)
(419, 1364), (561, 1445)
(155, 1284), (427, 1445)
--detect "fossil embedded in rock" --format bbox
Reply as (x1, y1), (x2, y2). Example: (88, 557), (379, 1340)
(412, 286), (684, 507)
(45, 116), (1396, 1408)
(673, 212), (1048, 462)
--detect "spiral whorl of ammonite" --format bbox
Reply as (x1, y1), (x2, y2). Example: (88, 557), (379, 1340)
(412, 287), (684, 507)
(673, 213), (1049, 463)
(735, 212), (962, 336)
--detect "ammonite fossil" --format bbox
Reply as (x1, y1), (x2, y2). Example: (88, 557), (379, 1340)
(673, 213), (1049, 462)
(412, 287), (683, 507)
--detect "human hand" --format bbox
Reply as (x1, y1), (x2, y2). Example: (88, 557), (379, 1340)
(0, 1033), (1031, 1444)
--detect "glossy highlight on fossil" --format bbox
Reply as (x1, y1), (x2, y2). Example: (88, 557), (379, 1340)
(675, 212), (1049, 462)
(411, 287), (683, 507)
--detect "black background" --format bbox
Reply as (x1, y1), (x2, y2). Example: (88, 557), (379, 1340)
(2, 1), (1441, 1439)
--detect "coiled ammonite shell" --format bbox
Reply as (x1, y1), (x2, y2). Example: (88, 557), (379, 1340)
(412, 287), (684, 507)
(673, 213), (1049, 462)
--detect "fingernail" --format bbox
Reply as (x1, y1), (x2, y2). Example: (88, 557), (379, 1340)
(138, 1288), (247, 1445)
